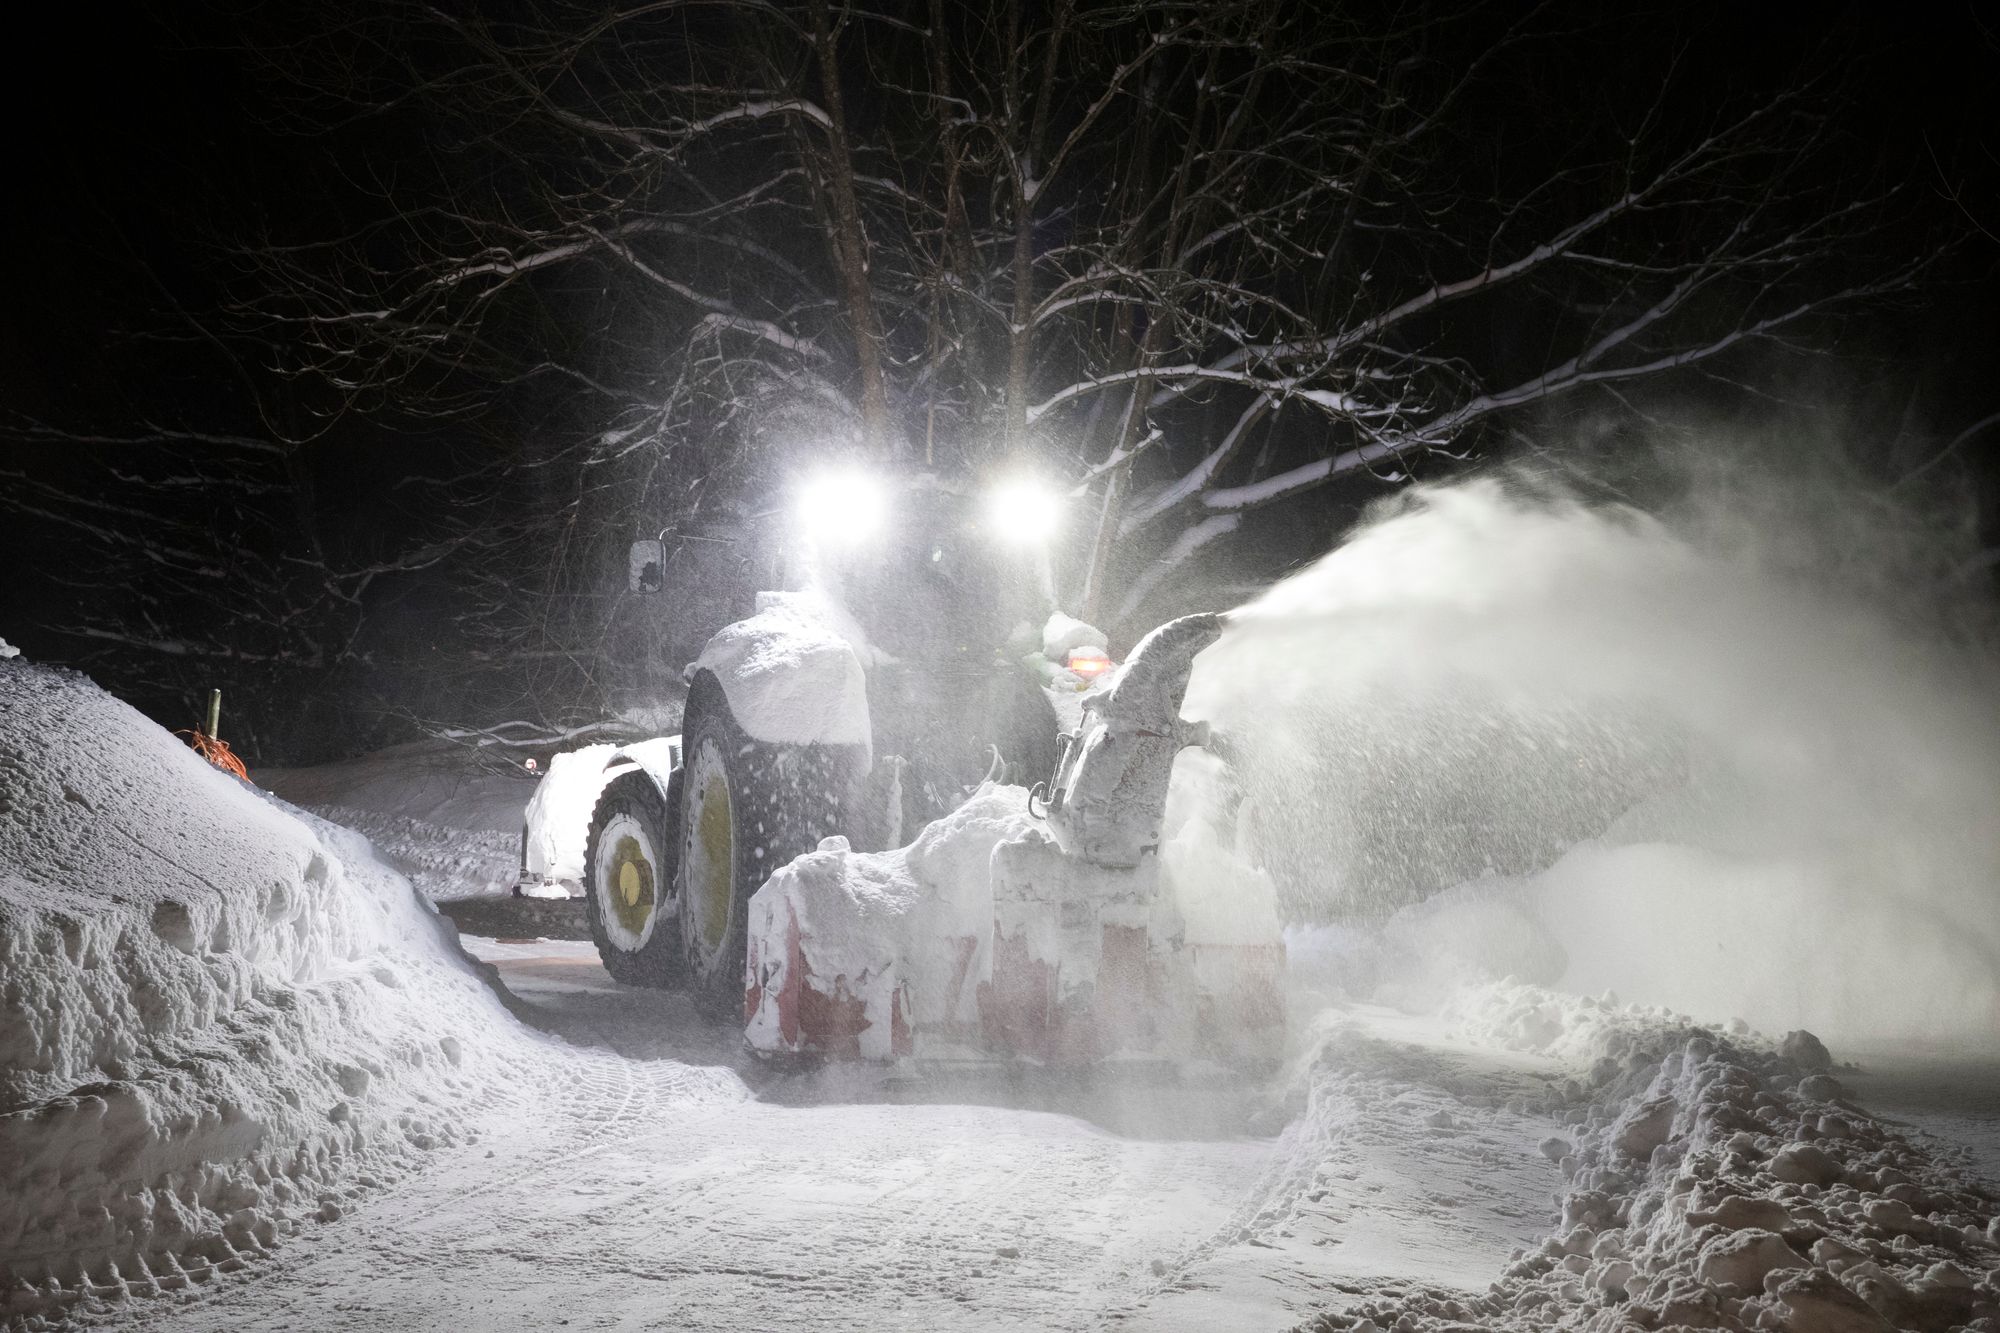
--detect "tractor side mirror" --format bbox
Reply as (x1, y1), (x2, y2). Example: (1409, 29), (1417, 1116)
(628, 539), (665, 594)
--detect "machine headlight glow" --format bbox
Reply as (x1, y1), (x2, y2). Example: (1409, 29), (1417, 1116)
(986, 478), (1062, 544)
(796, 468), (888, 544)
(1064, 646), (1113, 679)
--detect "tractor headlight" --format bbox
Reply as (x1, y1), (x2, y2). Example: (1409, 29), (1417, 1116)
(796, 467), (888, 544)
(986, 478), (1062, 545)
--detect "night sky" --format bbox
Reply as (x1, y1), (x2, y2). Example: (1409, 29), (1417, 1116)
(4, 1), (1996, 761)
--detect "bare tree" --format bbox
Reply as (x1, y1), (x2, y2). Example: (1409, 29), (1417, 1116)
(212, 0), (1946, 642)
(0, 410), (461, 749)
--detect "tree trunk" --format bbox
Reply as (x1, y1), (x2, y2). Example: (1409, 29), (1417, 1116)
(808, 0), (893, 458)
(1003, 0), (1070, 459)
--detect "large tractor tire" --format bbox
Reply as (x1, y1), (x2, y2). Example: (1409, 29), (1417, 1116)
(676, 675), (848, 1017)
(583, 768), (686, 988)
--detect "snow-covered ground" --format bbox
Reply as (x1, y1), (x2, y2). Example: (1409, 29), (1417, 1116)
(54, 934), (1997, 1333)
(5, 635), (1998, 1331)
(85, 934), (1277, 1332)
(58, 929), (1570, 1333)
(256, 744), (536, 901)
(0, 663), (736, 1327)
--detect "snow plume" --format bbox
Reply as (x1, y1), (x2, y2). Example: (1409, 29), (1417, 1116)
(1189, 470), (2000, 1048)
(0, 661), (740, 1321)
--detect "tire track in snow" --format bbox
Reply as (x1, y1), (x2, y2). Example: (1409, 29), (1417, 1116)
(75, 944), (1272, 1333)
(1117, 1014), (1567, 1331)
(105, 1097), (1269, 1332)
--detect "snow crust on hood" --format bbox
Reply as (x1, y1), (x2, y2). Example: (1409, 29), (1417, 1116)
(0, 660), (740, 1317)
(690, 590), (870, 748)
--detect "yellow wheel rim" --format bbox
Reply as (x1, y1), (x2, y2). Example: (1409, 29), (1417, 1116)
(606, 833), (656, 938)
(594, 813), (660, 949)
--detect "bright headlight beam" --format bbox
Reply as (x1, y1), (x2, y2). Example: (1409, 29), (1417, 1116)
(987, 479), (1062, 544)
(797, 468), (888, 544)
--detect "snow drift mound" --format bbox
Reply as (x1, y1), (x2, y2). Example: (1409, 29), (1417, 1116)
(0, 660), (737, 1320)
(1314, 987), (2000, 1332)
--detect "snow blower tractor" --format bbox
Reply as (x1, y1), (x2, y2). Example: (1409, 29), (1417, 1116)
(519, 465), (1285, 1068)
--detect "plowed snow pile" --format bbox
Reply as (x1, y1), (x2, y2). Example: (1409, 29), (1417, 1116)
(1306, 983), (2000, 1332)
(0, 659), (736, 1324)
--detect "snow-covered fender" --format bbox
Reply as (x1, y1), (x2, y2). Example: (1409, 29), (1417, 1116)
(521, 590), (867, 895)
(686, 591), (873, 758)
(603, 735), (683, 805)
(519, 736), (682, 892)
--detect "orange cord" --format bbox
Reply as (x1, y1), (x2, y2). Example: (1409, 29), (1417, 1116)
(177, 729), (249, 781)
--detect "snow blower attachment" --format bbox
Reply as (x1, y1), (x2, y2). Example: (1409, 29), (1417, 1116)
(743, 613), (1286, 1069)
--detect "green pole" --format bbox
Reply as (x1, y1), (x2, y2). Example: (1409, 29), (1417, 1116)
(205, 688), (222, 739)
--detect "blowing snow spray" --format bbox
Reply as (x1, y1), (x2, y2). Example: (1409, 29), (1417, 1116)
(1189, 475), (2000, 1051)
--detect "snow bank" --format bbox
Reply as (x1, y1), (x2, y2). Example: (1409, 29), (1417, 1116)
(0, 661), (737, 1320)
(691, 590), (871, 748)
(1311, 995), (2000, 1332)
(1441, 979), (1741, 1071)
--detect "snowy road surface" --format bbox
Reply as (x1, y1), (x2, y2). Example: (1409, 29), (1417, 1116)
(256, 745), (532, 902)
(82, 939), (1564, 1333)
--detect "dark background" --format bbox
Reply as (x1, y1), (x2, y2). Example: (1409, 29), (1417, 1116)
(4, 1), (1996, 762)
